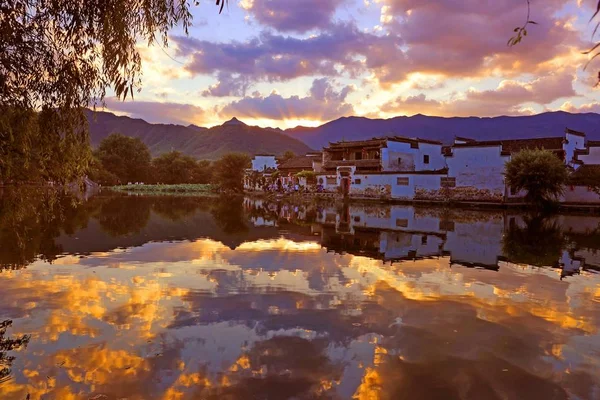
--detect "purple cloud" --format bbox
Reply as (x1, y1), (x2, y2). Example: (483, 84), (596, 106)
(172, 22), (404, 83)
(104, 97), (207, 125)
(220, 78), (354, 120)
(381, 70), (576, 117)
(241, 0), (346, 33)
(379, 0), (583, 80)
(202, 72), (250, 97)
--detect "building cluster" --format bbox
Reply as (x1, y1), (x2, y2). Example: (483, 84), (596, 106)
(246, 128), (600, 203)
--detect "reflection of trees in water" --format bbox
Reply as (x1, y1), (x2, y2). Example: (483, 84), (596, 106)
(211, 195), (248, 234)
(502, 215), (566, 267)
(0, 320), (30, 384)
(151, 196), (209, 221)
(95, 196), (152, 236)
(0, 191), (253, 271)
(0, 188), (91, 271)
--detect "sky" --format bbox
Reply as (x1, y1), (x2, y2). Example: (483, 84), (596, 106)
(104, 0), (600, 129)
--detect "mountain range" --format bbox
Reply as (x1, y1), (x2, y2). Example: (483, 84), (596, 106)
(86, 111), (312, 159)
(87, 110), (600, 159)
(286, 111), (600, 149)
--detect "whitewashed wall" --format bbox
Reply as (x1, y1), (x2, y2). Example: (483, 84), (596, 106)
(251, 156), (278, 171)
(561, 186), (600, 204)
(577, 146), (600, 165)
(564, 132), (586, 166)
(346, 173), (445, 200)
(381, 141), (445, 172)
(446, 145), (508, 193)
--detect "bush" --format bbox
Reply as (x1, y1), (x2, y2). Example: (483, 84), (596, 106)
(504, 149), (567, 207)
(213, 153), (251, 193)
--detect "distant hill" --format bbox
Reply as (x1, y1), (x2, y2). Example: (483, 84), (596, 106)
(86, 111), (313, 160)
(285, 112), (600, 149)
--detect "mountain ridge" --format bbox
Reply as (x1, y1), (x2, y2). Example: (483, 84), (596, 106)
(283, 111), (600, 149)
(86, 110), (313, 160)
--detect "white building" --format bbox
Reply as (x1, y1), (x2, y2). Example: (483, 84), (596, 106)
(251, 154), (278, 172)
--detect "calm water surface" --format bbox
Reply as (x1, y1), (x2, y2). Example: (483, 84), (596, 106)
(0, 190), (599, 399)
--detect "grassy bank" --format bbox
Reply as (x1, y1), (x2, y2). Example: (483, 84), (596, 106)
(109, 184), (215, 195)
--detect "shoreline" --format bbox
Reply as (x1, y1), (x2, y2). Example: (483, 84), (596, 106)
(244, 190), (600, 214)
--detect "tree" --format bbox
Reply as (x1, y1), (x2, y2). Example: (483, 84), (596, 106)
(196, 160), (214, 184)
(95, 134), (152, 184)
(1, 320), (31, 383)
(152, 151), (199, 184)
(281, 151), (296, 164)
(502, 215), (565, 267)
(214, 153), (251, 193)
(504, 149), (568, 206)
(1, 0), (225, 183)
(0, 108), (91, 184)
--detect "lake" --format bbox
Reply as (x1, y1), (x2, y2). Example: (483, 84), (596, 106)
(0, 189), (599, 399)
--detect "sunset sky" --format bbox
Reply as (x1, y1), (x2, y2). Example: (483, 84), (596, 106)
(104, 0), (600, 129)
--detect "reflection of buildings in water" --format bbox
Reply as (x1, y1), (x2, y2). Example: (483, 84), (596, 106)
(308, 202), (600, 277)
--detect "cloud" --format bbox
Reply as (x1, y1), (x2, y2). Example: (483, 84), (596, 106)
(380, 71), (576, 117)
(172, 22), (404, 84)
(202, 72), (250, 97)
(104, 98), (207, 125)
(220, 78), (354, 121)
(373, 0), (584, 84)
(240, 0), (346, 33)
(561, 100), (600, 113)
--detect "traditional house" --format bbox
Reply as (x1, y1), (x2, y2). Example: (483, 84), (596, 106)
(277, 156), (314, 187)
(318, 136), (447, 197)
(439, 129), (588, 202)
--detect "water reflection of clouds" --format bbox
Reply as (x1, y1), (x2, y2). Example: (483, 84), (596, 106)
(1, 235), (600, 398)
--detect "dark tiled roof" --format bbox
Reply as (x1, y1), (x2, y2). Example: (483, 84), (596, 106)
(327, 138), (388, 149)
(453, 137), (565, 155)
(323, 159), (381, 170)
(361, 168), (448, 175)
(389, 136), (443, 146)
(326, 136), (442, 150)
(565, 128), (586, 137)
(254, 153), (276, 157)
(454, 136), (476, 143)
(588, 141), (600, 147)
(278, 156), (313, 170)
(569, 165), (600, 186)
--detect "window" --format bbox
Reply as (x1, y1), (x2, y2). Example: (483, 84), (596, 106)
(318, 178), (324, 184)
(421, 235), (428, 245)
(440, 177), (456, 188)
(396, 218), (408, 227)
(326, 177), (336, 185)
(397, 177), (409, 186)
(354, 216), (361, 222)
(397, 158), (403, 168)
(355, 151), (363, 160)
(439, 220), (455, 232)
(423, 155), (430, 164)
(354, 178), (362, 184)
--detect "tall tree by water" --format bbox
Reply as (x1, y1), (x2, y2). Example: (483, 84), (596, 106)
(153, 151), (210, 184)
(95, 134), (152, 184)
(504, 149), (568, 207)
(214, 153), (250, 193)
(0, 0), (226, 184)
